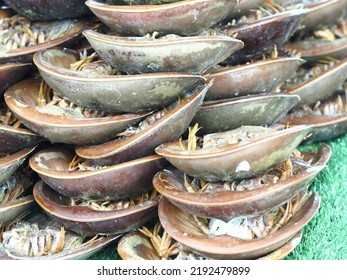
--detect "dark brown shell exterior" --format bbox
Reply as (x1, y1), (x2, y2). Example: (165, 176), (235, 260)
(158, 192), (320, 259)
(153, 144), (330, 221)
(33, 181), (160, 237)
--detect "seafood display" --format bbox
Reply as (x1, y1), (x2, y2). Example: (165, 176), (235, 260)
(0, 0), (345, 261)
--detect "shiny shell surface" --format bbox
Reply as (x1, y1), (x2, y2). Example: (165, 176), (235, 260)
(83, 30), (244, 74)
(191, 93), (300, 134)
(0, 18), (95, 64)
(0, 147), (36, 185)
(285, 57), (347, 107)
(4, 78), (150, 145)
(0, 195), (35, 225)
(153, 144), (330, 220)
(33, 181), (160, 236)
(75, 83), (209, 165)
(222, 9), (307, 64)
(34, 47), (206, 113)
(158, 193), (320, 259)
(29, 148), (168, 201)
(204, 57), (305, 100)
(0, 63), (31, 94)
(0, 124), (44, 154)
(155, 125), (311, 181)
(85, 0), (238, 36)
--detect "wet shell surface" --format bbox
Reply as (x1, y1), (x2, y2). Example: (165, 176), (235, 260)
(204, 57), (305, 100)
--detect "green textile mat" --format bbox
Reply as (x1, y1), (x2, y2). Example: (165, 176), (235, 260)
(89, 133), (347, 260)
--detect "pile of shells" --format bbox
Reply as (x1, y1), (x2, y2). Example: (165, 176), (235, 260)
(0, 0), (346, 260)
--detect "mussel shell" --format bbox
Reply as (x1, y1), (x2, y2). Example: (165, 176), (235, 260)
(83, 30), (244, 74)
(155, 125), (312, 181)
(85, 0), (238, 36)
(153, 144), (330, 221)
(0, 63), (31, 94)
(4, 78), (150, 145)
(0, 195), (35, 225)
(191, 93), (300, 134)
(284, 37), (347, 63)
(204, 57), (305, 100)
(33, 181), (160, 236)
(34, 47), (206, 113)
(158, 192), (320, 259)
(0, 18), (95, 64)
(286, 57), (347, 107)
(222, 9), (307, 64)
(0, 147), (36, 185)
(0, 124), (44, 154)
(29, 148), (168, 201)
(3, 0), (92, 21)
(76, 83), (209, 165)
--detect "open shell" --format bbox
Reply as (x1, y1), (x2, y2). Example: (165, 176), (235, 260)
(33, 181), (160, 236)
(284, 37), (347, 63)
(0, 147), (36, 185)
(153, 144), (330, 220)
(221, 9), (307, 64)
(155, 125), (311, 181)
(0, 195), (35, 226)
(29, 148), (168, 201)
(285, 57), (347, 107)
(83, 29), (244, 74)
(204, 57), (305, 100)
(0, 63), (31, 94)
(0, 124), (44, 154)
(0, 18), (95, 64)
(34, 47), (206, 113)
(158, 192), (320, 259)
(4, 78), (150, 145)
(85, 0), (238, 36)
(278, 91), (347, 143)
(76, 83), (209, 165)
(298, 0), (347, 33)
(224, 0), (266, 20)
(191, 93), (300, 134)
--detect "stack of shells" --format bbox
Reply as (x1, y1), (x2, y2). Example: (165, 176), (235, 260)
(0, 0), (345, 260)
